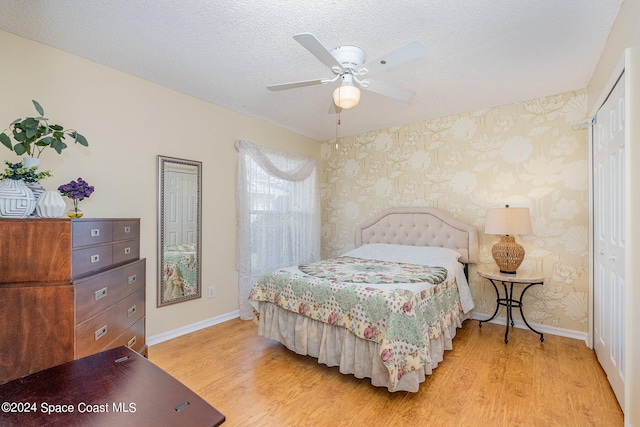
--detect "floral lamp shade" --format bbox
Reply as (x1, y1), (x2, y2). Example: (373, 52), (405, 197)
(485, 205), (532, 273)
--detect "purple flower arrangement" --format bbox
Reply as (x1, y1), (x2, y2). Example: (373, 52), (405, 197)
(58, 178), (94, 218)
(58, 177), (94, 201)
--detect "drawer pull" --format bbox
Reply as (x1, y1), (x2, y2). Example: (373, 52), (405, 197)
(175, 402), (190, 412)
(127, 305), (137, 317)
(128, 274), (137, 284)
(124, 226), (131, 233)
(95, 325), (108, 341)
(90, 254), (100, 263)
(91, 228), (100, 237)
(127, 336), (137, 348)
(124, 247), (131, 255)
(95, 287), (108, 301)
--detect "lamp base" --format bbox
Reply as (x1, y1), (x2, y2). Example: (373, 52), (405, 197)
(491, 236), (525, 274)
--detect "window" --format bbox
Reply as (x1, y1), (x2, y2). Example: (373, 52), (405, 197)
(236, 140), (320, 320)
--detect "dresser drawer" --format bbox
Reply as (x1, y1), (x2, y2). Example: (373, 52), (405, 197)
(72, 220), (113, 248)
(112, 219), (140, 242)
(72, 245), (113, 278)
(75, 259), (146, 323)
(113, 239), (140, 265)
(104, 317), (146, 354)
(75, 289), (145, 359)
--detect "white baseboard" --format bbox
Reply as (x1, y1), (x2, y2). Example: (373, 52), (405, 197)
(147, 309), (589, 348)
(147, 310), (240, 346)
(470, 312), (589, 345)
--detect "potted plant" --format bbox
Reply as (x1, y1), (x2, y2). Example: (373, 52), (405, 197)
(0, 100), (88, 166)
(0, 161), (52, 218)
(0, 161), (52, 183)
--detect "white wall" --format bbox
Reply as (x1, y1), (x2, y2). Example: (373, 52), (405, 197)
(0, 30), (320, 337)
(586, 0), (640, 422)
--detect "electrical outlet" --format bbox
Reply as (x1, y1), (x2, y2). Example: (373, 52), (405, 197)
(208, 286), (216, 299)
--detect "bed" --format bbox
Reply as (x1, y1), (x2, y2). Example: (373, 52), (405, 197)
(248, 207), (479, 392)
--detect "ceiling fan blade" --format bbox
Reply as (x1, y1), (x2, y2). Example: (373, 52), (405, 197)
(363, 79), (416, 102)
(363, 41), (427, 75)
(267, 79), (325, 91)
(293, 33), (342, 71)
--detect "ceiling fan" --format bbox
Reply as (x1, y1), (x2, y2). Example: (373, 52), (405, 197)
(267, 33), (427, 111)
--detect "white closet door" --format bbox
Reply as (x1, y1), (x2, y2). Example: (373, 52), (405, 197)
(182, 172), (198, 245)
(165, 170), (183, 246)
(165, 170), (198, 246)
(593, 72), (625, 408)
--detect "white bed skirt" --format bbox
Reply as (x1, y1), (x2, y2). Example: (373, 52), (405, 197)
(256, 302), (470, 392)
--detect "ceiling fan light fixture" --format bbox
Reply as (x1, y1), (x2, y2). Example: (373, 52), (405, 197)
(333, 83), (360, 109)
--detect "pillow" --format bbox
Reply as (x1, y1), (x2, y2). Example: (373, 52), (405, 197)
(342, 243), (461, 266)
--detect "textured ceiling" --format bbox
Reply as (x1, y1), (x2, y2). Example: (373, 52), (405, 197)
(0, 0), (622, 141)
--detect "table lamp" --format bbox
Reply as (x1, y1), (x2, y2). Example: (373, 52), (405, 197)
(484, 205), (532, 274)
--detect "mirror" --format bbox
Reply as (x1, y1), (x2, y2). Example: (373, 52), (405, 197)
(157, 155), (202, 307)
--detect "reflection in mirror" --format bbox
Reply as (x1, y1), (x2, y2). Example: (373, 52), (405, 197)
(157, 156), (202, 307)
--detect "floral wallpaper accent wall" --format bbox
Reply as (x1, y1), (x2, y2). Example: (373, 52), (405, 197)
(320, 90), (589, 333)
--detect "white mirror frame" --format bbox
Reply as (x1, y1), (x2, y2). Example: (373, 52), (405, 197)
(157, 155), (202, 307)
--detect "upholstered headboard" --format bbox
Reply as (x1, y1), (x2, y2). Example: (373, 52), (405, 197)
(355, 207), (479, 264)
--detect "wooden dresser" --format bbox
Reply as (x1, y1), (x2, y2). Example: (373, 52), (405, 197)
(0, 346), (225, 426)
(0, 218), (146, 385)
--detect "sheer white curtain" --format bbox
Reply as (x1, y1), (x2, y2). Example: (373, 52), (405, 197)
(236, 140), (320, 320)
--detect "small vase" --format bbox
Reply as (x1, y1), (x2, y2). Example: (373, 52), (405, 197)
(67, 200), (83, 218)
(0, 179), (36, 218)
(36, 191), (67, 218)
(23, 157), (40, 169)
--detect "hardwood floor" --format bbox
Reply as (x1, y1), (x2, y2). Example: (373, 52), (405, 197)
(149, 318), (623, 427)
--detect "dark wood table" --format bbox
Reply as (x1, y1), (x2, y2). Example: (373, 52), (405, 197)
(0, 346), (225, 426)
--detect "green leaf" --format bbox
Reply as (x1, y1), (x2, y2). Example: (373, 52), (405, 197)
(51, 139), (67, 154)
(14, 143), (28, 155)
(22, 117), (38, 129)
(50, 124), (63, 131)
(75, 133), (89, 146)
(25, 126), (38, 139)
(35, 136), (53, 147)
(0, 133), (12, 150)
(32, 100), (44, 116)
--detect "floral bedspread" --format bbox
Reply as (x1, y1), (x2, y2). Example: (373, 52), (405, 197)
(163, 247), (198, 299)
(248, 257), (462, 391)
(298, 256), (448, 284)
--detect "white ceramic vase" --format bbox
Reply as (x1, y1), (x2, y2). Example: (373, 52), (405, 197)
(36, 190), (67, 218)
(23, 156), (40, 169)
(0, 179), (36, 218)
